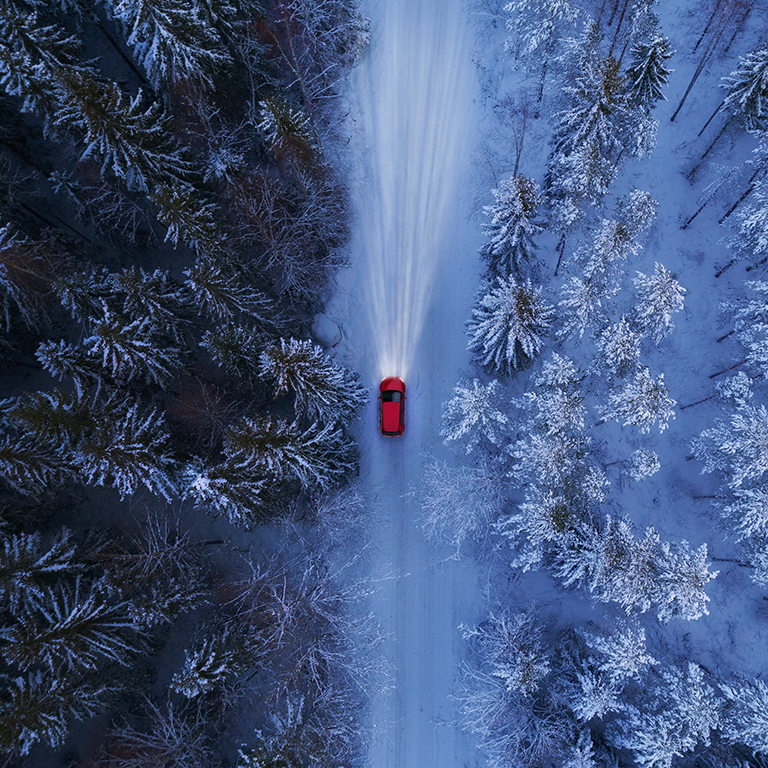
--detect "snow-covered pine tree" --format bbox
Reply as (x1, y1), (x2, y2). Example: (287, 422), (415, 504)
(625, 33), (674, 108)
(52, 264), (114, 323)
(481, 175), (543, 277)
(503, 0), (580, 59)
(110, 267), (189, 342)
(721, 45), (768, 130)
(565, 661), (621, 721)
(721, 677), (768, 753)
(558, 275), (606, 339)
(551, 137), (618, 206)
(257, 98), (315, 165)
(582, 619), (656, 684)
(224, 414), (356, 492)
(614, 709), (694, 768)
(0, 528), (80, 615)
(731, 175), (768, 268)
(52, 72), (195, 191)
(716, 371), (754, 407)
(509, 429), (593, 490)
(0, 4), (84, 114)
(440, 378), (510, 455)
(622, 188), (659, 237)
(105, 0), (231, 91)
(654, 540), (717, 622)
(692, 403), (768, 489)
(0, 576), (137, 673)
(0, 433), (67, 494)
(462, 609), (551, 697)
(600, 367), (676, 433)
(83, 304), (183, 388)
(562, 729), (599, 768)
(201, 324), (262, 386)
(75, 397), (177, 500)
(633, 263), (686, 343)
(596, 317), (641, 379)
(581, 219), (639, 289)
(183, 458), (269, 529)
(628, 448), (661, 481)
(36, 340), (103, 398)
(151, 184), (223, 257)
(171, 630), (241, 698)
(497, 485), (576, 571)
(184, 258), (278, 321)
(258, 338), (367, 426)
(467, 275), (554, 374)
(721, 487), (768, 540)
(0, 669), (108, 755)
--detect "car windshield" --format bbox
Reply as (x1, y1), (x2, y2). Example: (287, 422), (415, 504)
(382, 391), (401, 403)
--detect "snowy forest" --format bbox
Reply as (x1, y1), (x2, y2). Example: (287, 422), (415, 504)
(0, 0), (374, 763)
(3, 0), (768, 765)
(422, 0), (768, 766)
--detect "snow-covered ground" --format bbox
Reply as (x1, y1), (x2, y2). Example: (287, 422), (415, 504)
(331, 0), (488, 764)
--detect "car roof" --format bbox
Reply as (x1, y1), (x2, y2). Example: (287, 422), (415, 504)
(382, 401), (402, 433)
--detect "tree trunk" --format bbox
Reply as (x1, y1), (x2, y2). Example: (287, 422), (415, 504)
(698, 99), (725, 137)
(686, 117), (731, 180)
(609, 0), (630, 58)
(96, 21), (149, 86)
(717, 329), (735, 342)
(554, 232), (566, 276)
(692, 0), (723, 54)
(680, 395), (715, 410)
(719, 166), (768, 224)
(709, 358), (747, 378)
(681, 200), (709, 229)
(671, 16), (726, 122)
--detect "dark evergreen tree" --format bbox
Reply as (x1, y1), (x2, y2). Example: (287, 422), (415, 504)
(625, 33), (674, 108)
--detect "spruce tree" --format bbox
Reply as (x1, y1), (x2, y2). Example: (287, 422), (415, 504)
(258, 338), (367, 425)
(625, 33), (674, 108)
(481, 175), (543, 277)
(633, 263), (686, 344)
(600, 368), (676, 433)
(467, 276), (554, 374)
(440, 378), (510, 455)
(722, 45), (768, 130)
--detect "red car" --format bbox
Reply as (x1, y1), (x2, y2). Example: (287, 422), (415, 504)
(378, 377), (406, 437)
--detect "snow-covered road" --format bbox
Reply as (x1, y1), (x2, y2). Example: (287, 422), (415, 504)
(337, 1), (487, 765)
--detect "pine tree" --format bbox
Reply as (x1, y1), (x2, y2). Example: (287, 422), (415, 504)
(0, 432), (67, 494)
(0, 669), (108, 754)
(654, 541), (716, 622)
(481, 175), (543, 277)
(258, 338), (367, 425)
(462, 609), (551, 697)
(600, 368), (676, 433)
(633, 263), (686, 343)
(563, 730), (598, 768)
(224, 414), (356, 492)
(76, 400), (176, 500)
(625, 33), (674, 108)
(550, 137), (618, 206)
(0, 528), (80, 614)
(615, 709), (694, 768)
(151, 184), (223, 256)
(558, 276), (606, 339)
(257, 98), (315, 165)
(721, 487), (768, 540)
(440, 378), (510, 455)
(0, 576), (137, 673)
(503, 0), (580, 58)
(566, 662), (621, 721)
(467, 276), (554, 374)
(110, 267), (189, 341)
(52, 264), (114, 323)
(522, 353), (586, 436)
(722, 46), (768, 130)
(184, 258), (277, 321)
(582, 620), (656, 683)
(628, 449), (661, 481)
(36, 340), (103, 398)
(170, 631), (241, 698)
(731, 176), (768, 267)
(692, 403), (768, 489)
(596, 317), (641, 379)
(581, 218), (640, 289)
(105, 0), (231, 90)
(83, 304), (183, 388)
(52, 72), (195, 191)
(201, 324), (262, 386)
(716, 371), (753, 407)
(183, 458), (269, 529)
(721, 677), (768, 753)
